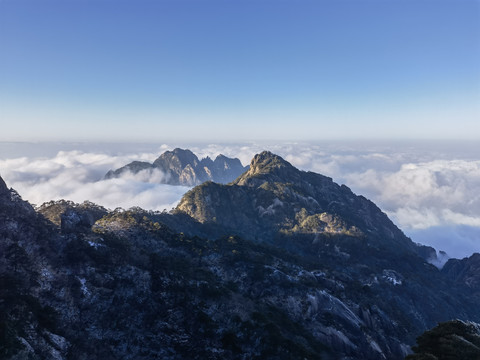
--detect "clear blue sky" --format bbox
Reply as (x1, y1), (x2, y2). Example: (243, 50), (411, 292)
(1, 0), (479, 141)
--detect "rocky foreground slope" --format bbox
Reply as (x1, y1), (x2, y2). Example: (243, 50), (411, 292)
(406, 319), (480, 359)
(1, 152), (479, 360)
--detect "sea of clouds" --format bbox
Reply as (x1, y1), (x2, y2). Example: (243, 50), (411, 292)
(0, 141), (478, 259)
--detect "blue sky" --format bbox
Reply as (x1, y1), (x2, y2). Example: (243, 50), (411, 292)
(1, 0), (479, 141)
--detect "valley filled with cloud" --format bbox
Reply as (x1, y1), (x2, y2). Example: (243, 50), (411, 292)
(0, 141), (478, 259)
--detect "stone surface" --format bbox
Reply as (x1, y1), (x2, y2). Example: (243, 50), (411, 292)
(106, 148), (248, 186)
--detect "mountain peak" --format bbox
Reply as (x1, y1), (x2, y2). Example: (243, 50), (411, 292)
(213, 154), (228, 162)
(157, 148), (199, 169)
(234, 151), (299, 186)
(107, 148), (248, 186)
(177, 150), (414, 254)
(172, 148), (196, 157)
(251, 151), (290, 170)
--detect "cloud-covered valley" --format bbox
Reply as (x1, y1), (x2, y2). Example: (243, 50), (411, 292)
(0, 141), (478, 259)
(0, 146), (189, 212)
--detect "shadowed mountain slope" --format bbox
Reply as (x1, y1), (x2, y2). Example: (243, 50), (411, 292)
(406, 319), (480, 360)
(170, 152), (480, 357)
(1, 151), (479, 360)
(176, 151), (415, 253)
(442, 252), (480, 301)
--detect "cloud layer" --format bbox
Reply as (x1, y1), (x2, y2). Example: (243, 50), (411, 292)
(0, 147), (188, 212)
(1, 141), (478, 258)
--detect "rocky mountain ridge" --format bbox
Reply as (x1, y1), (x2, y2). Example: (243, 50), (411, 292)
(105, 148), (248, 186)
(176, 151), (417, 252)
(1, 151), (479, 360)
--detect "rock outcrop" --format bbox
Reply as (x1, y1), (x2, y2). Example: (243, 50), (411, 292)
(105, 148), (248, 186)
(176, 151), (413, 252)
(406, 319), (480, 359)
(442, 253), (480, 301)
(37, 200), (108, 233)
(0, 174), (8, 194)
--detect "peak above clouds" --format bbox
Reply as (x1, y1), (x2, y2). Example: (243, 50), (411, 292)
(106, 148), (248, 186)
(0, 140), (478, 258)
(0, 147), (189, 212)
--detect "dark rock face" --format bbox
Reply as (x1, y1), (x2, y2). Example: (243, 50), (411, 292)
(37, 200), (108, 234)
(1, 154), (480, 360)
(105, 148), (248, 186)
(0, 177), (60, 359)
(442, 253), (480, 300)
(0, 175), (8, 194)
(211, 154), (247, 184)
(105, 161), (154, 179)
(406, 319), (480, 360)
(174, 152), (480, 358)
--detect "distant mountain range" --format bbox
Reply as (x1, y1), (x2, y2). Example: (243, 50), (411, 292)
(105, 148), (248, 186)
(1, 151), (479, 359)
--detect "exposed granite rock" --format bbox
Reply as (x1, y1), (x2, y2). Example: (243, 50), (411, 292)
(442, 253), (480, 300)
(1, 155), (480, 360)
(172, 152), (480, 358)
(176, 151), (414, 254)
(37, 200), (108, 234)
(406, 319), (480, 360)
(105, 148), (248, 186)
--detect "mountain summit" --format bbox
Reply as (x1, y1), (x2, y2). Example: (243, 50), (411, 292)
(176, 151), (411, 253)
(105, 148), (248, 186)
(233, 151), (300, 185)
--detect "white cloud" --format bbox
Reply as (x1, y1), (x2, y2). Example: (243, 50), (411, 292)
(64, 178), (189, 212)
(0, 149), (189, 211)
(117, 168), (171, 184)
(189, 141), (480, 257)
(190, 143), (260, 167)
(341, 160), (480, 230)
(0, 141), (479, 258)
(406, 225), (480, 259)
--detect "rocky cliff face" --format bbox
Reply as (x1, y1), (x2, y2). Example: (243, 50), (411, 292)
(1, 152), (480, 360)
(0, 175), (8, 193)
(174, 152), (480, 357)
(406, 319), (480, 359)
(442, 253), (480, 301)
(37, 200), (108, 233)
(105, 148), (248, 186)
(2, 176), (341, 359)
(176, 151), (414, 252)
(0, 175), (61, 359)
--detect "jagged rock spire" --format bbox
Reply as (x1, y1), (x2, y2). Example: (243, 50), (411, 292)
(106, 148), (248, 186)
(0, 175), (9, 194)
